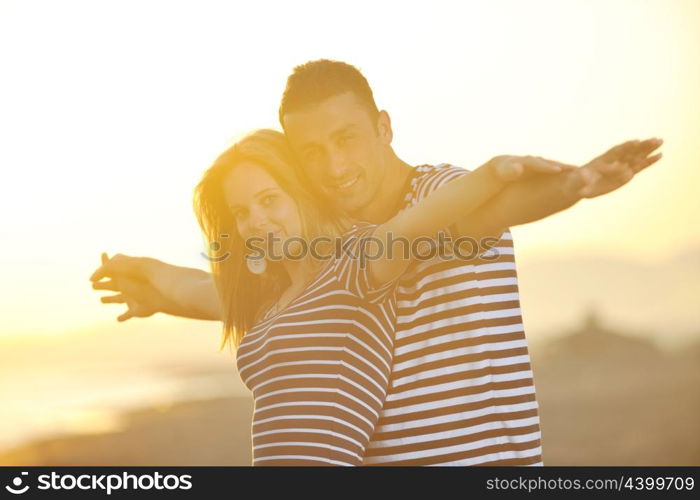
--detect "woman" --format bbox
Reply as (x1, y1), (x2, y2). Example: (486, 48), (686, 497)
(191, 128), (561, 465)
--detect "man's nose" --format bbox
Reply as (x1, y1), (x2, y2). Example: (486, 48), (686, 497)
(326, 149), (351, 180)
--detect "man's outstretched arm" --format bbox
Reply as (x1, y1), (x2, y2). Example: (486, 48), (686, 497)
(90, 253), (222, 322)
(455, 138), (663, 244)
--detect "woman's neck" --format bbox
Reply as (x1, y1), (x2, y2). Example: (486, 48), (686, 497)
(282, 257), (320, 290)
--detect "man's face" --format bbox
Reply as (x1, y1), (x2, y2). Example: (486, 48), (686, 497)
(282, 92), (391, 215)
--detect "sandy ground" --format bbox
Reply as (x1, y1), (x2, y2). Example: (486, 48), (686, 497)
(0, 397), (253, 466)
(1, 326), (698, 466)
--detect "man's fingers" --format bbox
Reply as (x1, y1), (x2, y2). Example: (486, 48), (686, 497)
(593, 139), (639, 165)
(573, 167), (602, 197)
(561, 169), (589, 197)
(615, 166), (635, 185)
(633, 152), (662, 172)
(644, 137), (663, 151)
(604, 140), (637, 161)
(590, 160), (623, 174)
(92, 280), (121, 292)
(101, 293), (126, 304)
(635, 137), (663, 157)
(620, 137), (662, 165)
(628, 140), (663, 172)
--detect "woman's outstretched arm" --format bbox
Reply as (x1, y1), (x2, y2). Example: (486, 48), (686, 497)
(367, 155), (565, 286)
(90, 253), (222, 322)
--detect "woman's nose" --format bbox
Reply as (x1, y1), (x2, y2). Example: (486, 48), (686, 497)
(248, 205), (269, 232)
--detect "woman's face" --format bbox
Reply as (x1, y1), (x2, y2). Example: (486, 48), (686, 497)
(223, 161), (303, 259)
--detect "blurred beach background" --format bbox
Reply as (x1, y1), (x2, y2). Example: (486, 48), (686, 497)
(1, 0), (699, 465)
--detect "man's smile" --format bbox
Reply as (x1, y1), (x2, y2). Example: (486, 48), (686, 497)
(327, 174), (361, 193)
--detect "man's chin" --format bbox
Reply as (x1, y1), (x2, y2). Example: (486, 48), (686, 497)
(331, 196), (366, 214)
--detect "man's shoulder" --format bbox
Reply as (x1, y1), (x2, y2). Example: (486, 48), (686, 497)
(405, 163), (471, 206)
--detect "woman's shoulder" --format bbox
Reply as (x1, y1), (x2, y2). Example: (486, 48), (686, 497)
(346, 220), (376, 235)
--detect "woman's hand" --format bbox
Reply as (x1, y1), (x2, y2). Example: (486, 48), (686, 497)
(90, 252), (222, 322)
(90, 253), (171, 321)
(488, 155), (576, 182)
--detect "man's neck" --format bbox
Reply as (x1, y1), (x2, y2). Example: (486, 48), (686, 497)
(352, 154), (414, 224)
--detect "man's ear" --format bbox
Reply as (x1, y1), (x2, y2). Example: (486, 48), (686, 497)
(376, 110), (393, 145)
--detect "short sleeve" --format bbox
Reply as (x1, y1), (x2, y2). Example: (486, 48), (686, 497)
(405, 164), (472, 243)
(332, 222), (400, 304)
(404, 164), (514, 262)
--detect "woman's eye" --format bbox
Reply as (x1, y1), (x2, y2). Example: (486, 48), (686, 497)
(261, 195), (276, 206)
(305, 148), (321, 163)
(338, 135), (354, 147)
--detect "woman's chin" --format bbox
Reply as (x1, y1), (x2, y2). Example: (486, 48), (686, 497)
(275, 237), (307, 261)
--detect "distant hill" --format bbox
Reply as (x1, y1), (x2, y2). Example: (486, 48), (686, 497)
(528, 310), (700, 465)
(517, 246), (700, 348)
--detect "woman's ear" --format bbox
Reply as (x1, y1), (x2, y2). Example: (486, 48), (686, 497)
(376, 110), (393, 145)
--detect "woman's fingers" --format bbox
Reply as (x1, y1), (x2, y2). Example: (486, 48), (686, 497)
(117, 309), (134, 322)
(90, 253), (146, 283)
(92, 279), (121, 292)
(522, 156), (563, 173)
(492, 156), (564, 181)
(552, 161), (578, 171)
(493, 161), (523, 181)
(90, 257), (109, 282)
(100, 293), (125, 304)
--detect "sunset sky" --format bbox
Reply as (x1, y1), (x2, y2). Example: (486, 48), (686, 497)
(1, 0), (699, 338)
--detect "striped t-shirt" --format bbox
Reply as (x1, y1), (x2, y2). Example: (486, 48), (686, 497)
(236, 223), (397, 466)
(363, 164), (543, 466)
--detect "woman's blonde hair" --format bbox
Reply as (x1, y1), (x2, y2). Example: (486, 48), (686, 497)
(193, 129), (350, 352)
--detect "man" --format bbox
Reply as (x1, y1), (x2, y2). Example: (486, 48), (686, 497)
(90, 59), (661, 465)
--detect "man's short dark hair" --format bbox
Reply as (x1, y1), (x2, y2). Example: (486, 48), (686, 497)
(278, 59), (380, 127)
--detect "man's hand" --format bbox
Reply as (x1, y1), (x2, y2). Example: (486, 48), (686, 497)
(454, 137), (664, 243)
(576, 138), (663, 198)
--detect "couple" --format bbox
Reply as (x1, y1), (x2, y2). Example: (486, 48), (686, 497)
(90, 59), (662, 466)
